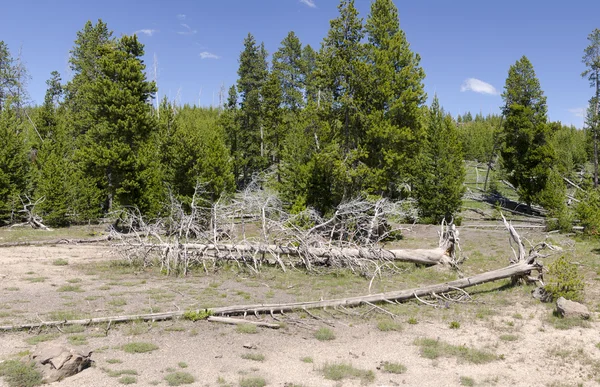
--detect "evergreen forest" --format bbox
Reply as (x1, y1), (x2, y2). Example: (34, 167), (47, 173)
(1, 0), (599, 235)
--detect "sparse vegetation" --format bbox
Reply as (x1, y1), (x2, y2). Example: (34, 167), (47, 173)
(164, 371), (195, 386)
(460, 376), (476, 386)
(182, 309), (213, 321)
(300, 356), (313, 363)
(239, 376), (267, 387)
(380, 361), (407, 374)
(449, 321), (461, 329)
(118, 375), (137, 385)
(314, 327), (335, 341)
(0, 360), (43, 387)
(241, 353), (265, 362)
(52, 258), (69, 266)
(414, 338), (498, 364)
(236, 324), (258, 334)
(321, 362), (375, 384)
(122, 342), (159, 354)
(376, 319), (402, 332)
(25, 333), (58, 345)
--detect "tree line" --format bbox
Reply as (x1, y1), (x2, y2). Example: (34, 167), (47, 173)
(1, 0), (599, 233)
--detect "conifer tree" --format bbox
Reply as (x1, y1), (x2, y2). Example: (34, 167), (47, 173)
(272, 31), (304, 111)
(501, 56), (556, 208)
(415, 96), (465, 222)
(582, 29), (600, 187)
(363, 0), (427, 197)
(236, 33), (268, 187)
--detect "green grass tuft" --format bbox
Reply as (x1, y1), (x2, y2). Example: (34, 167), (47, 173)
(414, 338), (498, 364)
(314, 327), (335, 341)
(376, 319), (402, 332)
(241, 353), (265, 362)
(164, 371), (195, 386)
(380, 361), (407, 374)
(321, 362), (375, 384)
(121, 342), (159, 354)
(239, 376), (267, 387)
(52, 258), (69, 266)
(0, 360), (43, 387)
(118, 375), (137, 385)
(236, 324), (258, 334)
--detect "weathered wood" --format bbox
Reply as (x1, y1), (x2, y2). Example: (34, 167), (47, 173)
(121, 242), (451, 266)
(0, 259), (538, 332)
(207, 316), (280, 329)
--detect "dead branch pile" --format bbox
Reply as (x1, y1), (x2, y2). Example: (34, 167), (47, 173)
(113, 182), (460, 276)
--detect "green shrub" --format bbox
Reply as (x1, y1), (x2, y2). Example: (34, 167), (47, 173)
(544, 256), (584, 302)
(164, 371), (195, 386)
(239, 376), (266, 387)
(380, 361), (407, 374)
(314, 327), (335, 341)
(182, 309), (212, 321)
(0, 360), (43, 387)
(576, 188), (600, 235)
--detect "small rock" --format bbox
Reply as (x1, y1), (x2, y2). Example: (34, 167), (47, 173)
(556, 297), (590, 320)
(242, 343), (256, 349)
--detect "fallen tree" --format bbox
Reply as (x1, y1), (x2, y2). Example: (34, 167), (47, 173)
(0, 215), (549, 332)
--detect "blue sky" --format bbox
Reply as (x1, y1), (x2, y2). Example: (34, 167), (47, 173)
(1, 0), (598, 127)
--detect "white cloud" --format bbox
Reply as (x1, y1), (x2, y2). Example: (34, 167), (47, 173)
(135, 29), (157, 37)
(177, 23), (197, 35)
(299, 0), (316, 8)
(460, 78), (498, 95)
(199, 51), (221, 60)
(177, 14), (186, 20)
(568, 107), (586, 118)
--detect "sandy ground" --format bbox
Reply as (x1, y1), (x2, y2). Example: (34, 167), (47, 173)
(1, 237), (600, 387)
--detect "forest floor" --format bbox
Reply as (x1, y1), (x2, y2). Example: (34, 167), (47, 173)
(1, 219), (600, 387)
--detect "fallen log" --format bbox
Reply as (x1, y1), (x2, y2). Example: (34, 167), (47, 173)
(207, 316), (280, 329)
(0, 259), (539, 332)
(121, 242), (452, 266)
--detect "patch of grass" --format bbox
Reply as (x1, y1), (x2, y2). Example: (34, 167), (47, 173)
(236, 324), (258, 334)
(475, 308), (497, 319)
(460, 376), (475, 386)
(106, 369), (138, 378)
(25, 277), (46, 283)
(25, 333), (58, 345)
(321, 362), (375, 384)
(178, 362), (188, 369)
(52, 258), (69, 266)
(57, 284), (84, 292)
(239, 376), (267, 387)
(106, 358), (123, 364)
(235, 290), (251, 300)
(314, 327), (335, 341)
(499, 334), (519, 342)
(121, 342), (159, 354)
(108, 298), (127, 307)
(300, 356), (313, 363)
(407, 317), (418, 325)
(4, 287), (19, 291)
(118, 375), (137, 385)
(66, 278), (83, 284)
(449, 321), (461, 329)
(0, 311), (11, 318)
(67, 335), (88, 345)
(376, 319), (402, 332)
(164, 326), (186, 332)
(241, 353), (265, 362)
(380, 361), (407, 374)
(547, 314), (591, 330)
(164, 371), (195, 386)
(0, 360), (43, 387)
(414, 338), (498, 364)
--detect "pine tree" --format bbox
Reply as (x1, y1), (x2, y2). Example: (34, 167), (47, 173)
(0, 102), (29, 223)
(301, 44), (318, 104)
(0, 41), (19, 113)
(74, 32), (157, 212)
(415, 96), (465, 223)
(261, 71), (284, 176)
(236, 33), (268, 187)
(501, 56), (556, 208)
(272, 31), (304, 111)
(363, 0), (427, 197)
